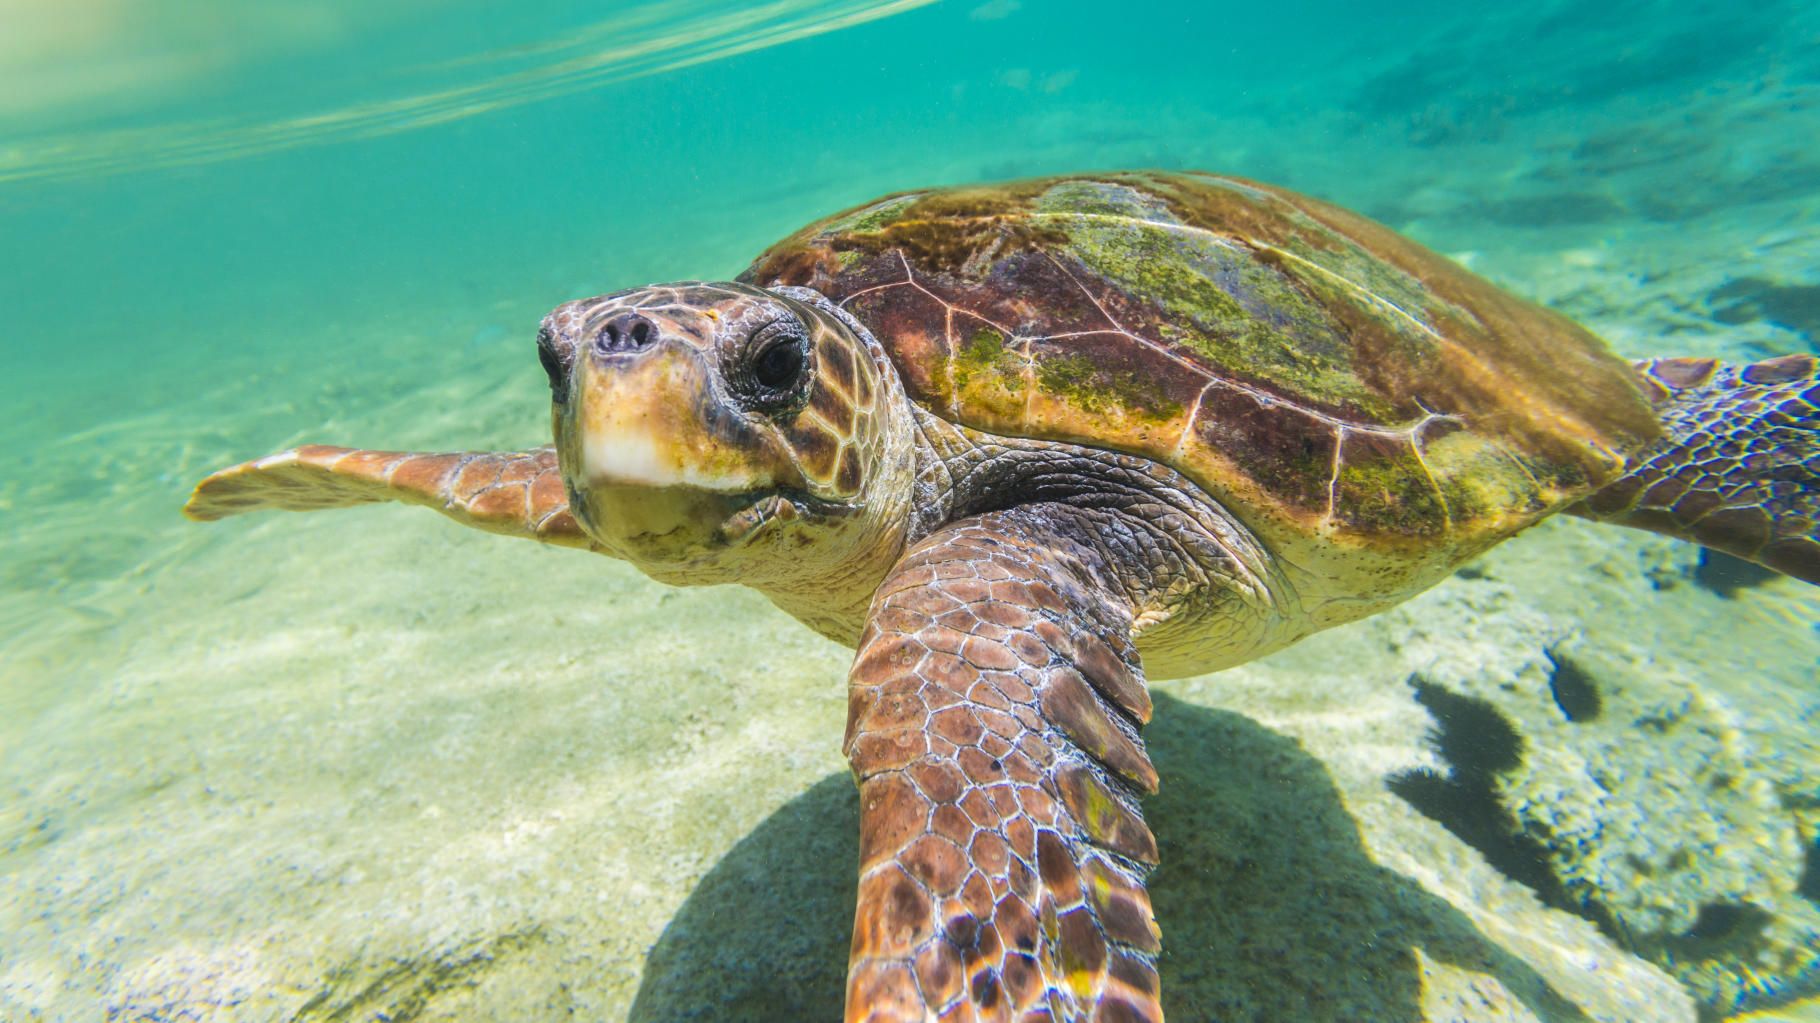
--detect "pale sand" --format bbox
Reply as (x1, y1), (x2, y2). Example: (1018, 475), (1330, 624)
(4, 81), (1819, 1018)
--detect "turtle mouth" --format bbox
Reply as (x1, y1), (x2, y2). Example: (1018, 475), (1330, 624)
(570, 479), (856, 566)
(717, 488), (857, 546)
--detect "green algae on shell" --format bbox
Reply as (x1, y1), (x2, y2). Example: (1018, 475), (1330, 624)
(741, 172), (1659, 565)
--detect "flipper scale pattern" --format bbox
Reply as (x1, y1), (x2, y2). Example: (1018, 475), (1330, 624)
(183, 445), (592, 548)
(1578, 354), (1819, 584)
(845, 507), (1163, 1022)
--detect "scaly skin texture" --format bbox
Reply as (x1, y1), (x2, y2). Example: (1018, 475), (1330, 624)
(538, 281), (919, 643)
(903, 410), (1295, 678)
(845, 505), (1165, 1023)
(182, 173), (1820, 1023)
(184, 446), (591, 548)
(1573, 353), (1820, 583)
(540, 283), (884, 503)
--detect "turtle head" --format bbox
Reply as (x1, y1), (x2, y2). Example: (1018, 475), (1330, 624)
(537, 282), (915, 633)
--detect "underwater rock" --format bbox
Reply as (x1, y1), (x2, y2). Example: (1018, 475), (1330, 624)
(1159, 542), (1701, 1023)
(1379, 553), (1820, 1019)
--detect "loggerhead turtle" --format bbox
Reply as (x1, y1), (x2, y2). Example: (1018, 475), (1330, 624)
(187, 172), (1818, 1022)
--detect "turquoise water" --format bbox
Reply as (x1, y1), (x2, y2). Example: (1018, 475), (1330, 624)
(2, 1), (1818, 1020)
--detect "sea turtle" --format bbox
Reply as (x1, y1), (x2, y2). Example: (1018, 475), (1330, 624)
(187, 171), (1818, 1022)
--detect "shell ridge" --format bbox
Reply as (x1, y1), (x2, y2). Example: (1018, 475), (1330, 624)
(743, 172), (1661, 551)
(1324, 428), (1347, 526)
(1045, 247), (1457, 440)
(1032, 205), (1623, 461)
(806, 207), (1485, 439)
(881, 241), (1480, 453)
(1041, 248), (1125, 333)
(1172, 380), (1221, 461)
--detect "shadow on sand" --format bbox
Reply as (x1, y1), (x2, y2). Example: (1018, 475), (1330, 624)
(628, 692), (1589, 1022)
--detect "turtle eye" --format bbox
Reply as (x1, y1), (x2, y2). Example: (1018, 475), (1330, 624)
(737, 319), (813, 414)
(754, 340), (806, 391)
(536, 325), (571, 405)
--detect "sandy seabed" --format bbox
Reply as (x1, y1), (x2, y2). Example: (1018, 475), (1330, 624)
(3, 273), (1817, 1023)
(4, 51), (1820, 1022)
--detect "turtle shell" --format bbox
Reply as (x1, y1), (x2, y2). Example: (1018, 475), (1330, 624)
(741, 172), (1659, 573)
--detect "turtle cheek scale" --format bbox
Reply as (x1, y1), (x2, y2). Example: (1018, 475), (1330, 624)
(771, 290), (899, 507)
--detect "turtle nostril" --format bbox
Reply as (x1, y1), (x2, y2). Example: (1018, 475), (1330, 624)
(595, 313), (658, 356)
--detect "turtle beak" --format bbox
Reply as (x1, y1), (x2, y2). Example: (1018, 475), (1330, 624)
(552, 319), (801, 565)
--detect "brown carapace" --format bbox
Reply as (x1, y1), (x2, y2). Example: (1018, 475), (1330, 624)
(186, 172), (1818, 1022)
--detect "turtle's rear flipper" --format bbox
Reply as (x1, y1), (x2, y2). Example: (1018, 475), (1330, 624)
(1574, 354), (1818, 584)
(184, 445), (595, 550)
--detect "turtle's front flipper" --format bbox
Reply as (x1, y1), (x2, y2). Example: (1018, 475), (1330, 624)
(845, 506), (1163, 1023)
(184, 445), (594, 549)
(1575, 354), (1818, 584)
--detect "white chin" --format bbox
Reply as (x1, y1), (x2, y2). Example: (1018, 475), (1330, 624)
(580, 428), (764, 491)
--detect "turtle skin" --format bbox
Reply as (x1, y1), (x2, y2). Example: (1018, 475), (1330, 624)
(1571, 354), (1820, 581)
(185, 446), (592, 547)
(846, 505), (1164, 1021)
(185, 172), (1820, 1022)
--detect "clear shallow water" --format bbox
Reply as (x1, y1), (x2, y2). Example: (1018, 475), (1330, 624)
(2, 1), (1818, 1020)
